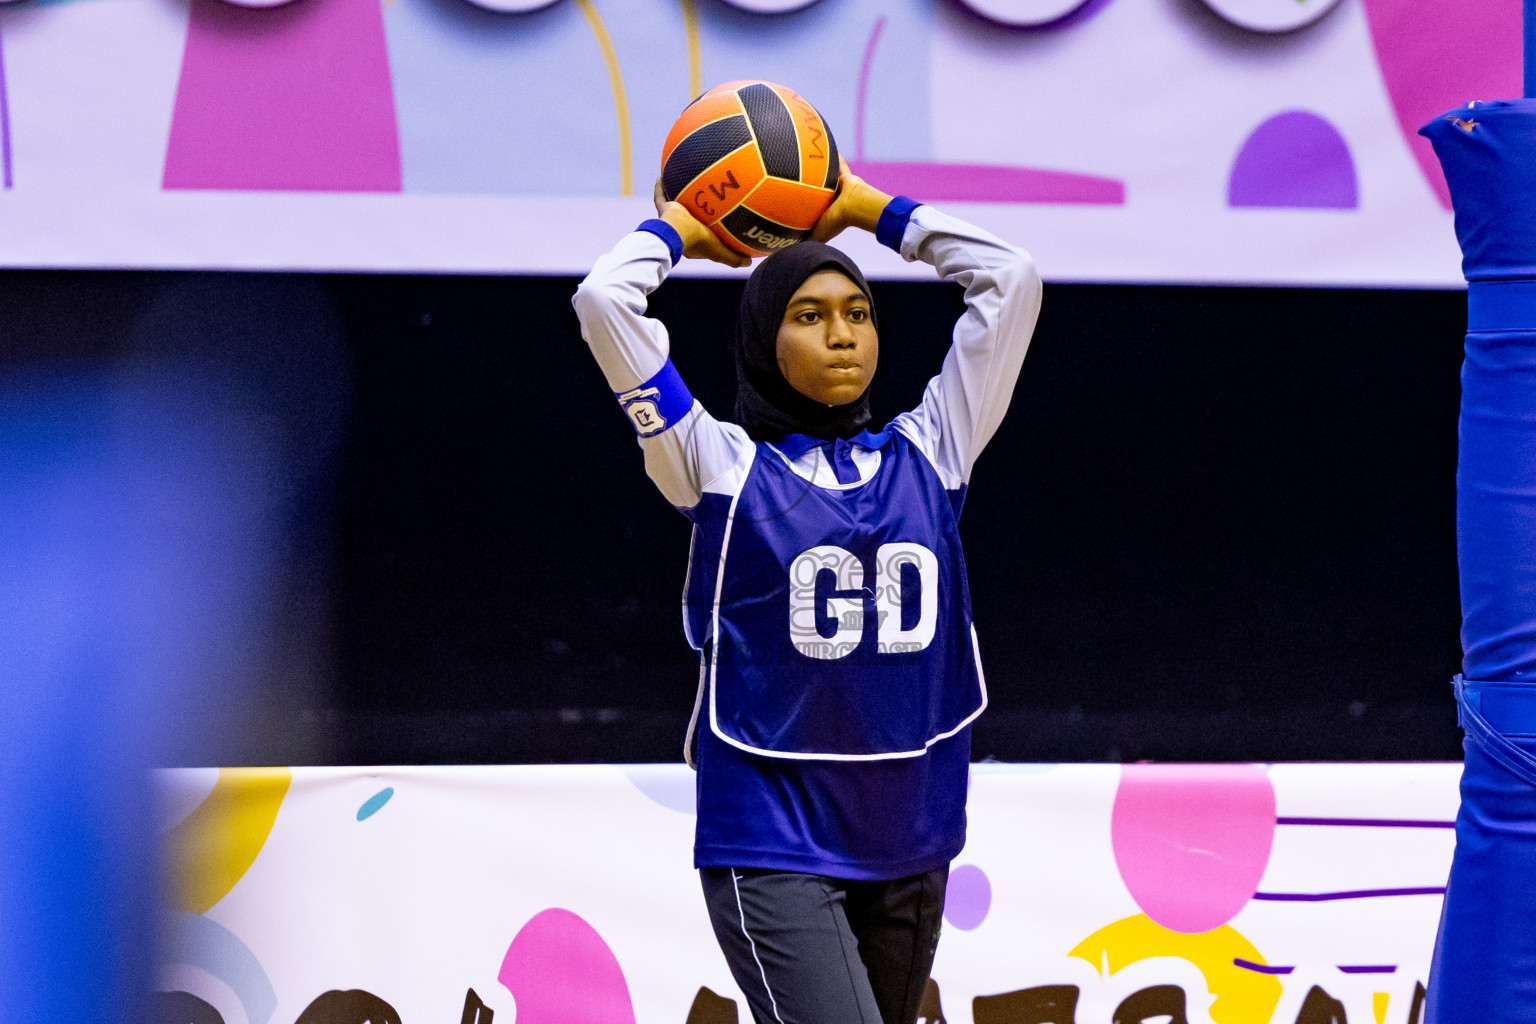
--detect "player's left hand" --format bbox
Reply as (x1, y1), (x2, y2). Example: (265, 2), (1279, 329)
(654, 178), (752, 269)
(810, 158), (893, 243)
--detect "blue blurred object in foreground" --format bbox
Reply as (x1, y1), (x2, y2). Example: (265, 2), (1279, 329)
(0, 274), (348, 1024)
(1420, 100), (1536, 1023)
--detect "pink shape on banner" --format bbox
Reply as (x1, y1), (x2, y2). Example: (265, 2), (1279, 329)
(1359, 0), (1520, 210)
(163, 0), (400, 192)
(1110, 764), (1275, 934)
(0, 24), (12, 189)
(499, 908), (636, 1024)
(1228, 111), (1358, 209)
(850, 160), (1123, 205)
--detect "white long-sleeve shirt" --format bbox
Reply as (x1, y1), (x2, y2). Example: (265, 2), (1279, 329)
(572, 204), (1043, 512)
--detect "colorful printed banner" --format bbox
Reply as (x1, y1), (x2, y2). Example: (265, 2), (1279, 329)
(157, 762), (1459, 1024)
(0, 0), (1517, 282)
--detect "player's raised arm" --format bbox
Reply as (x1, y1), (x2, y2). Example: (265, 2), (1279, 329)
(570, 185), (752, 514)
(882, 193), (1043, 491)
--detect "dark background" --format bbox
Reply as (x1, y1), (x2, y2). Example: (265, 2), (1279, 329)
(0, 270), (1467, 765)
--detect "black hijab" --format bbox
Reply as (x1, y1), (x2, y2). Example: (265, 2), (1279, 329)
(734, 241), (877, 442)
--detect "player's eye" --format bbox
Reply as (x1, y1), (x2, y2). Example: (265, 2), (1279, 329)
(796, 310), (821, 323)
(848, 307), (869, 322)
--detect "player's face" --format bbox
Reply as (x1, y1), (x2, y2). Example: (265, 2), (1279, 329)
(775, 270), (879, 407)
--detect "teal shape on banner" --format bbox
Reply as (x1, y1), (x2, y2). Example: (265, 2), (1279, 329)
(357, 787), (395, 821)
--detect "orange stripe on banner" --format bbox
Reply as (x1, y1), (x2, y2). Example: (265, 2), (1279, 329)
(679, 0), (701, 102)
(574, 0), (632, 196)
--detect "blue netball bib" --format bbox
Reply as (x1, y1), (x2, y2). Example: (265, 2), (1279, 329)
(697, 430), (986, 760)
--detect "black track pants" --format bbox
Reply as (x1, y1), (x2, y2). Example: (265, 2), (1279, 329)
(699, 865), (948, 1024)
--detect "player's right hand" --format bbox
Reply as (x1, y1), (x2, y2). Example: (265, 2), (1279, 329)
(654, 178), (752, 269)
(810, 158), (891, 243)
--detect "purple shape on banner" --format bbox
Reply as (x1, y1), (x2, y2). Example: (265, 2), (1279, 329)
(619, 766), (696, 815)
(1276, 816), (1455, 828)
(1228, 111), (1357, 209)
(1033, 0), (1114, 32)
(1360, 0), (1520, 209)
(1252, 887), (1446, 902)
(855, 16), (886, 162)
(955, 0), (1113, 31)
(1339, 965), (1397, 974)
(499, 908), (636, 1024)
(850, 160), (1123, 205)
(0, 23), (11, 190)
(943, 864), (991, 931)
(163, 0), (400, 192)
(1234, 958), (1294, 975)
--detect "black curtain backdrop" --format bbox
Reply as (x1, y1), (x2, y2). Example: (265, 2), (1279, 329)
(0, 270), (1466, 764)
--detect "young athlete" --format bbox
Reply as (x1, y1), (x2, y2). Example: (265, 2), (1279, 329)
(573, 163), (1042, 1024)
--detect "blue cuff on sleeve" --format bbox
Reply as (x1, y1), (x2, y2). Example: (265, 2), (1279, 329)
(1469, 280), (1536, 333)
(637, 219), (684, 267)
(615, 358), (694, 438)
(875, 196), (922, 252)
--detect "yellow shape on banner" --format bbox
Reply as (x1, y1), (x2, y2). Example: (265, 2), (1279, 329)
(679, 0), (701, 101)
(1373, 992), (1390, 1024)
(574, 0), (633, 196)
(166, 767), (292, 914)
(1069, 914), (1281, 1024)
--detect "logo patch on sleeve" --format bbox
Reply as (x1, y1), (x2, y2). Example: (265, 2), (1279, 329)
(618, 386), (668, 436)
